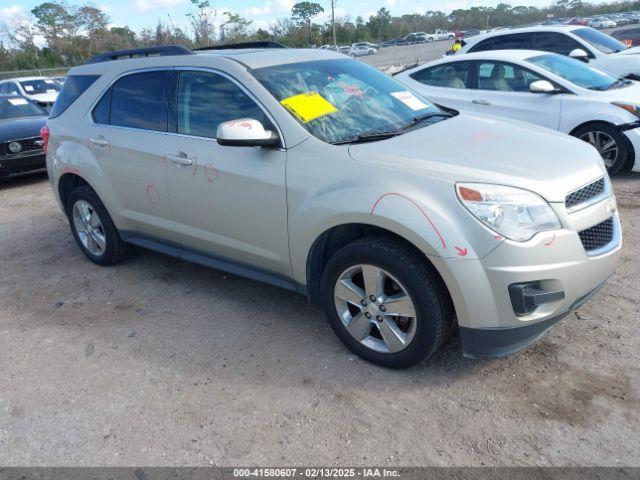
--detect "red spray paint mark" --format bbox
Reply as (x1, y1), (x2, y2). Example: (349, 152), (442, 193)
(455, 246), (468, 257)
(61, 166), (81, 175)
(544, 233), (556, 247)
(493, 234), (503, 240)
(146, 185), (160, 204)
(204, 164), (218, 182)
(370, 192), (446, 250)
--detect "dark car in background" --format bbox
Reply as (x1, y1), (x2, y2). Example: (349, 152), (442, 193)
(611, 27), (640, 46)
(0, 95), (48, 180)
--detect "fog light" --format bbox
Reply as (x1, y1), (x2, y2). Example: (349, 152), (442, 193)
(509, 282), (565, 316)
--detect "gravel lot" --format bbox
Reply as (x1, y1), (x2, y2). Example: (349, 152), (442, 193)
(0, 172), (638, 466)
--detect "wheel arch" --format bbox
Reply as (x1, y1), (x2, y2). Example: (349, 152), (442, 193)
(58, 172), (94, 209)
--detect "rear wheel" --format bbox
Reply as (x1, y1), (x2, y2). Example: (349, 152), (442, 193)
(66, 186), (131, 266)
(573, 123), (632, 175)
(320, 236), (453, 369)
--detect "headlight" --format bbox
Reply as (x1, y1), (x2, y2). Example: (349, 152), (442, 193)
(456, 183), (561, 241)
(612, 102), (640, 118)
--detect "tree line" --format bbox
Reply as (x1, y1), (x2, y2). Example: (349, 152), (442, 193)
(1, 0), (639, 72)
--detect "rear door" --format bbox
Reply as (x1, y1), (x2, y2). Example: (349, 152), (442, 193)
(406, 61), (472, 111)
(469, 60), (563, 129)
(83, 69), (177, 242)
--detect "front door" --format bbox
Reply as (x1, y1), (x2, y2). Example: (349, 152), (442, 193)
(470, 61), (563, 129)
(164, 70), (291, 280)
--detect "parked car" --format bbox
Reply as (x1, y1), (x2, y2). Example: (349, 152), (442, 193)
(397, 49), (640, 174)
(611, 27), (640, 46)
(338, 46), (351, 55)
(45, 45), (620, 368)
(422, 30), (456, 42)
(589, 17), (617, 29)
(0, 95), (48, 180)
(352, 42), (379, 49)
(350, 45), (376, 57)
(456, 26), (640, 80)
(0, 77), (61, 111)
(381, 37), (411, 47)
(463, 29), (481, 38)
(566, 18), (589, 26)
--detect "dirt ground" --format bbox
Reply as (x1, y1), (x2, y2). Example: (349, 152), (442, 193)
(0, 172), (638, 467)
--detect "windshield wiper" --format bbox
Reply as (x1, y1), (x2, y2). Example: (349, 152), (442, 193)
(397, 111), (454, 132)
(331, 130), (402, 145)
(607, 78), (632, 90)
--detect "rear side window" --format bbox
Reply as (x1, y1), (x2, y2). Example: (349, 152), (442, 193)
(109, 71), (167, 131)
(50, 75), (99, 118)
(470, 33), (531, 52)
(532, 32), (585, 56)
(177, 71), (270, 139)
(411, 62), (471, 89)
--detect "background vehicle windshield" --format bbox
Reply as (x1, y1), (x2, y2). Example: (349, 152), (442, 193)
(253, 59), (440, 144)
(528, 53), (620, 90)
(574, 27), (628, 53)
(19, 79), (61, 95)
(0, 97), (46, 119)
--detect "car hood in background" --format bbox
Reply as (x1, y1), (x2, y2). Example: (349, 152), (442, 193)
(0, 116), (47, 143)
(615, 46), (640, 56)
(587, 79), (640, 102)
(348, 114), (604, 203)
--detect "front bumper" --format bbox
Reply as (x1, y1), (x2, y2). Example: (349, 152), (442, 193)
(0, 152), (46, 179)
(438, 196), (621, 358)
(620, 122), (640, 172)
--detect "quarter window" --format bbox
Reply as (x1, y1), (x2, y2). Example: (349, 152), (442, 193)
(477, 62), (544, 92)
(109, 71), (167, 131)
(177, 71), (270, 139)
(411, 63), (471, 89)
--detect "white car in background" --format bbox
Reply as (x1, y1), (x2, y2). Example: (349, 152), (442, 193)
(456, 26), (640, 80)
(589, 18), (617, 29)
(0, 76), (60, 111)
(397, 49), (640, 174)
(350, 44), (377, 56)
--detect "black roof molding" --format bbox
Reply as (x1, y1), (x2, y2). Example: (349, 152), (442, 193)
(85, 45), (194, 64)
(194, 41), (287, 51)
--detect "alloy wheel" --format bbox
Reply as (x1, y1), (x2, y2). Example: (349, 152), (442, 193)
(333, 264), (417, 354)
(72, 199), (106, 257)
(579, 130), (619, 168)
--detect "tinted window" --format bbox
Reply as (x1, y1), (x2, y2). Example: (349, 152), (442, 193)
(532, 32), (584, 56)
(110, 71), (167, 131)
(92, 88), (111, 124)
(470, 33), (531, 52)
(50, 75), (99, 118)
(19, 79), (61, 95)
(411, 62), (471, 89)
(177, 71), (270, 139)
(0, 97), (47, 119)
(477, 62), (543, 92)
(2, 82), (20, 95)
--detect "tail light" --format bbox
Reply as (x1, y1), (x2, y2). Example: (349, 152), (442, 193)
(40, 125), (50, 154)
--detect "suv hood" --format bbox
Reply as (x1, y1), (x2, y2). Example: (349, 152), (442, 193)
(348, 114), (604, 203)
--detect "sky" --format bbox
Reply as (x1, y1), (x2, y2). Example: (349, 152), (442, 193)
(1, 0), (561, 35)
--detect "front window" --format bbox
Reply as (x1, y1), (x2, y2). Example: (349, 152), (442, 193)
(0, 97), (46, 119)
(252, 59), (444, 144)
(573, 27), (628, 54)
(19, 79), (61, 95)
(477, 62), (543, 92)
(527, 53), (625, 90)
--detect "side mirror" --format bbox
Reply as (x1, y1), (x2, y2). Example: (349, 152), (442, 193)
(216, 119), (280, 148)
(530, 79), (559, 94)
(569, 48), (590, 62)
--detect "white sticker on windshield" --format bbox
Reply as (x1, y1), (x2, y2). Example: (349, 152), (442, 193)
(390, 91), (428, 111)
(24, 85), (34, 92)
(46, 89), (57, 93)
(45, 79), (56, 84)
(8, 98), (28, 106)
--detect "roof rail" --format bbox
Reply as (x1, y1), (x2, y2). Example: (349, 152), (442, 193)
(194, 41), (287, 51)
(85, 45), (194, 65)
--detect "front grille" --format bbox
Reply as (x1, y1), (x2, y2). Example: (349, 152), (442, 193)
(565, 177), (605, 209)
(579, 217), (614, 252)
(3, 136), (43, 154)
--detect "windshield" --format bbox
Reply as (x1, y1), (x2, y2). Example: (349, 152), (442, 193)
(574, 27), (628, 54)
(19, 79), (61, 95)
(0, 97), (46, 119)
(252, 59), (442, 144)
(527, 53), (625, 90)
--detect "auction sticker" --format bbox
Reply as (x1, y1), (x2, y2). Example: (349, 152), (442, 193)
(8, 98), (28, 106)
(390, 91), (428, 111)
(281, 92), (338, 123)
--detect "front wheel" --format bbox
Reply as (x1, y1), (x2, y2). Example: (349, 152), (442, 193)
(320, 236), (453, 369)
(573, 123), (633, 175)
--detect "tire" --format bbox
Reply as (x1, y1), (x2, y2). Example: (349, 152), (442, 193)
(65, 185), (131, 266)
(572, 122), (633, 175)
(320, 236), (454, 369)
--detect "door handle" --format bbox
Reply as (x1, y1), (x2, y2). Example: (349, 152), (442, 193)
(472, 99), (491, 106)
(88, 137), (108, 146)
(167, 152), (193, 166)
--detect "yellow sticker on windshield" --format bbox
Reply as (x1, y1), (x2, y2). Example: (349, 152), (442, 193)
(280, 92), (338, 123)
